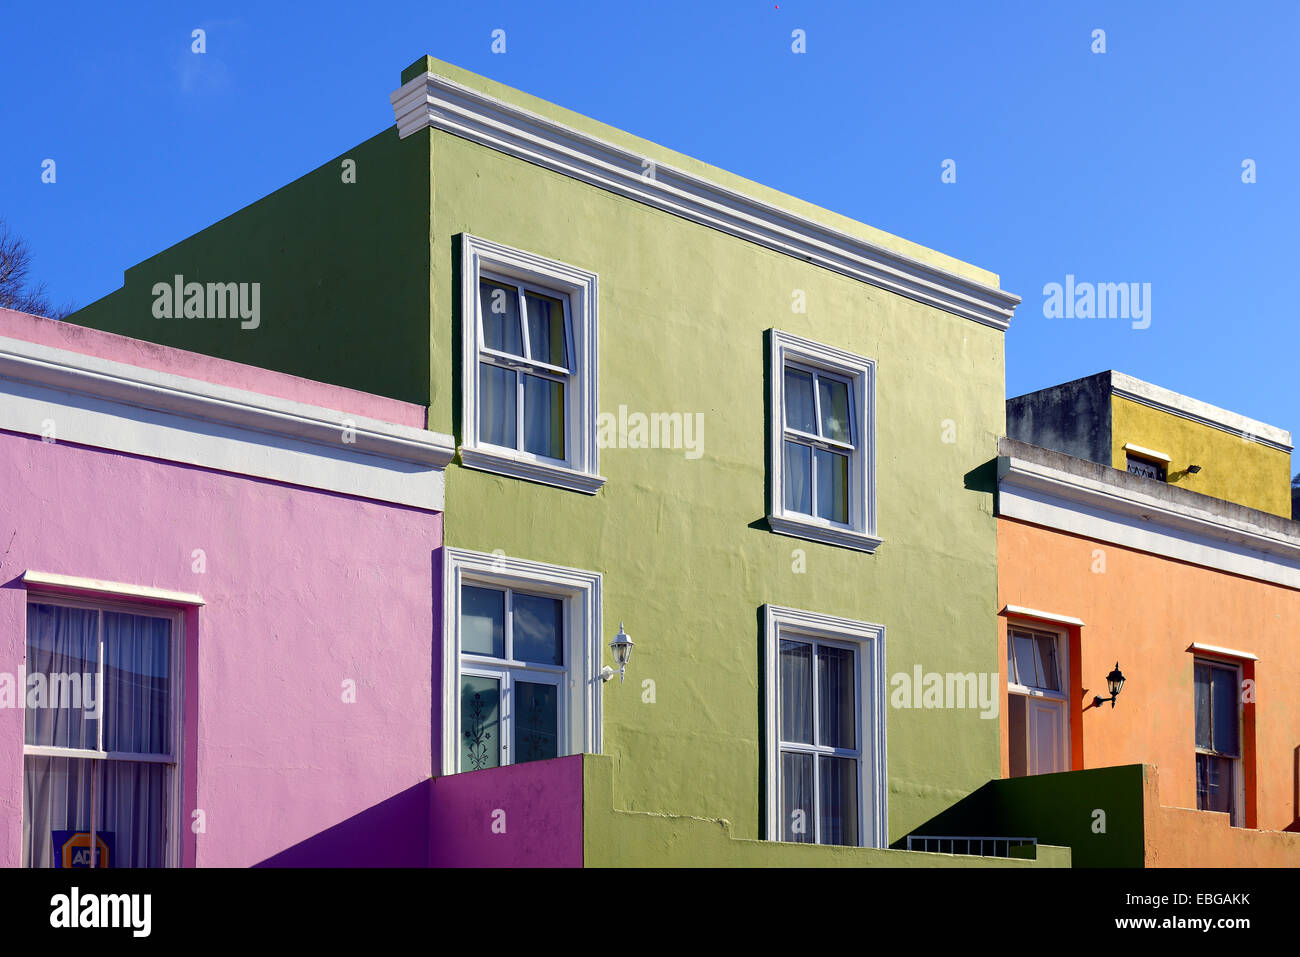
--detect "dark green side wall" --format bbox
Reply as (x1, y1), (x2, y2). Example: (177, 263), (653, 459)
(73, 128), (432, 406)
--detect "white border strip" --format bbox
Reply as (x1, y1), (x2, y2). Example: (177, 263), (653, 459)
(999, 452), (1300, 590)
(1188, 642), (1259, 662)
(391, 71), (1020, 331)
(1122, 443), (1171, 464)
(23, 570), (205, 606)
(1001, 605), (1085, 628)
(0, 335), (455, 511)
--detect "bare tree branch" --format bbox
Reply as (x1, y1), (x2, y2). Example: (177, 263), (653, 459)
(0, 218), (75, 319)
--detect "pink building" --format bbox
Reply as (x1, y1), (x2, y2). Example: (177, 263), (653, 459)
(0, 308), (453, 867)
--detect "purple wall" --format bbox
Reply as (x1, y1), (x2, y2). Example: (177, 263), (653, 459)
(0, 311), (442, 868)
(430, 755), (584, 867)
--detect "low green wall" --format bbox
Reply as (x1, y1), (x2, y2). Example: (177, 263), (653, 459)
(902, 764), (1146, 868)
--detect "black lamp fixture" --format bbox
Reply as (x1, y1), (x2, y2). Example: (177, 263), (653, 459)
(1093, 662), (1126, 709)
(1188, 464), (1203, 474)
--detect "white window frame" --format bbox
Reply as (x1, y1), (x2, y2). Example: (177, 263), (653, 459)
(767, 330), (879, 552)
(460, 234), (604, 494)
(1193, 656), (1245, 827)
(21, 592), (185, 868)
(442, 548), (603, 776)
(763, 604), (887, 848)
(1006, 622), (1070, 776)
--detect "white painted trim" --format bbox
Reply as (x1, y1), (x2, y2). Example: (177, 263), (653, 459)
(1188, 642), (1259, 662)
(0, 335), (454, 511)
(1111, 373), (1292, 452)
(1001, 605), (1084, 628)
(998, 451), (1300, 590)
(767, 330), (880, 553)
(22, 571), (205, 606)
(459, 234), (605, 494)
(762, 604), (887, 849)
(1122, 443), (1171, 463)
(442, 548), (603, 776)
(393, 72), (1020, 331)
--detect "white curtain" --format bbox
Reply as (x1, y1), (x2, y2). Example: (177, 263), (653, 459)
(25, 604), (98, 749)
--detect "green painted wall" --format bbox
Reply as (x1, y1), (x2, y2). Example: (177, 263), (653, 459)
(427, 72), (1010, 844)
(68, 56), (1019, 857)
(581, 755), (1070, 867)
(907, 764), (1146, 867)
(1110, 396), (1292, 517)
(72, 128), (433, 406)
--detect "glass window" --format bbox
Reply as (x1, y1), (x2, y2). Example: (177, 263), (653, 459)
(1194, 659), (1241, 818)
(777, 635), (859, 846)
(458, 583), (567, 770)
(477, 271), (571, 462)
(1007, 626), (1068, 777)
(23, 600), (179, 868)
(768, 332), (877, 552)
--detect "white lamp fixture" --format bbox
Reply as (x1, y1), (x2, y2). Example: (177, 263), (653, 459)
(601, 621), (634, 683)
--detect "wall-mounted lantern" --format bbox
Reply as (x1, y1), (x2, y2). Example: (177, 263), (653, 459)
(601, 622), (634, 683)
(1093, 662), (1126, 709)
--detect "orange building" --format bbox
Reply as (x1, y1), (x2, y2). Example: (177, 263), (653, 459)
(996, 373), (1300, 866)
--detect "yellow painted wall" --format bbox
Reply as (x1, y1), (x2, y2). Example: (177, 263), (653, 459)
(1110, 396), (1292, 517)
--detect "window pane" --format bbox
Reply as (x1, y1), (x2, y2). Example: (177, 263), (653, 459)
(1007, 694), (1028, 778)
(460, 675), (500, 771)
(22, 755), (95, 868)
(1034, 635), (1060, 693)
(779, 640), (812, 744)
(462, 586), (505, 658)
(1012, 634), (1037, 689)
(814, 448), (849, 524)
(780, 751), (813, 843)
(1210, 667), (1240, 757)
(25, 604), (99, 750)
(479, 362), (517, 448)
(103, 613), (171, 755)
(512, 593), (563, 666)
(1194, 662), (1212, 750)
(1196, 753), (1233, 813)
(817, 376), (851, 444)
(817, 645), (855, 749)
(480, 279), (523, 356)
(523, 373), (564, 459)
(514, 681), (559, 763)
(784, 367), (816, 433)
(101, 760), (167, 867)
(818, 756), (859, 846)
(1029, 699), (1064, 775)
(783, 441), (812, 515)
(525, 291), (568, 368)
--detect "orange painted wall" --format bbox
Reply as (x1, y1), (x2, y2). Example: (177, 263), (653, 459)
(998, 517), (1300, 835)
(1142, 769), (1300, 866)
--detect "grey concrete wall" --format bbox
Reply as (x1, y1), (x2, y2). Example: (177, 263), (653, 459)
(1006, 371), (1112, 466)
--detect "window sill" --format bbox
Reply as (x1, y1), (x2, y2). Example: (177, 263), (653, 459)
(767, 514), (883, 553)
(460, 446), (606, 495)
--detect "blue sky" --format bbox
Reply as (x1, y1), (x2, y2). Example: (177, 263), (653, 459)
(4, 1), (1297, 447)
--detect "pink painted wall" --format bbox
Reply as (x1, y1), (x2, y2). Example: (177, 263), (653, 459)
(430, 755), (583, 867)
(0, 313), (442, 867)
(0, 307), (426, 428)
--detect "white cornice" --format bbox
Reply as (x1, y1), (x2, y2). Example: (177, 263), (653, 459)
(998, 450), (1300, 589)
(1110, 373), (1292, 452)
(391, 72), (1021, 331)
(1001, 605), (1085, 628)
(0, 335), (455, 510)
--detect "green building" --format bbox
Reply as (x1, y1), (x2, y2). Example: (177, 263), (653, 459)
(71, 56), (1069, 866)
